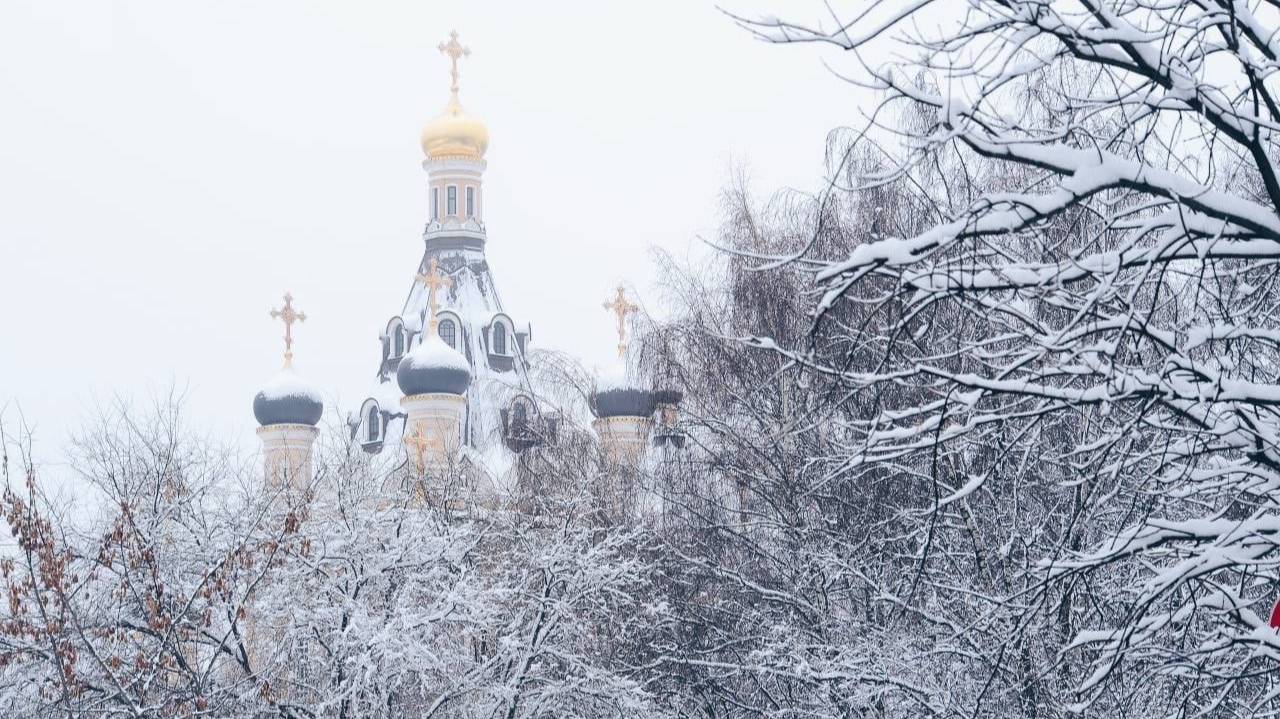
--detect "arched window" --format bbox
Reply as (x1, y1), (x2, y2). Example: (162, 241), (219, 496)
(493, 322), (507, 355)
(393, 329), (404, 358)
(366, 407), (380, 442)
(438, 319), (457, 348)
(506, 398), (533, 446)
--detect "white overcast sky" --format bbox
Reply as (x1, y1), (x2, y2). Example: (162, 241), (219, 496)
(0, 0), (867, 476)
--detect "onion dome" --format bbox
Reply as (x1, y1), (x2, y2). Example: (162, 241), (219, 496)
(397, 334), (472, 395)
(421, 95), (489, 160)
(591, 364), (655, 419)
(253, 369), (324, 427)
(652, 388), (683, 406)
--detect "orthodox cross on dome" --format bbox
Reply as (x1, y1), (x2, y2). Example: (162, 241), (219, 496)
(602, 284), (639, 359)
(415, 258), (454, 333)
(438, 30), (470, 97)
(269, 292), (307, 368)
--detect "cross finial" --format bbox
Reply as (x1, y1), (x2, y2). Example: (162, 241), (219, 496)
(438, 30), (470, 97)
(269, 292), (307, 368)
(415, 258), (454, 333)
(602, 284), (640, 359)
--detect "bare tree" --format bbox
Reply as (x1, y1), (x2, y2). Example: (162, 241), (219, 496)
(713, 1), (1280, 715)
(0, 398), (672, 718)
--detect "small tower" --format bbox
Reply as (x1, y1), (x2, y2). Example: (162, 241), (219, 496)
(253, 292), (323, 492)
(591, 285), (655, 467)
(421, 30), (489, 252)
(398, 259), (472, 477)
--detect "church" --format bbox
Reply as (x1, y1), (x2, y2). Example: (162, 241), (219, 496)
(250, 32), (684, 514)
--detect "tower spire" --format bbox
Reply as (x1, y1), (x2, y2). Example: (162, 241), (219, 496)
(269, 292), (307, 368)
(603, 284), (639, 359)
(438, 30), (470, 98)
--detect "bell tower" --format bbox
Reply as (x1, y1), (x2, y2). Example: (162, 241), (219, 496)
(420, 30), (489, 254)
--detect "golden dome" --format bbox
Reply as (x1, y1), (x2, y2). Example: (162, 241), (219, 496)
(421, 31), (487, 161)
(420, 94), (489, 160)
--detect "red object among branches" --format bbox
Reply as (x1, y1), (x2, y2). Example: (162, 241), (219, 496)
(1269, 600), (1280, 630)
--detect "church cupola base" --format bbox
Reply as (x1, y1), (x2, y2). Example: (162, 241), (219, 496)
(257, 423), (319, 493)
(593, 415), (654, 467)
(401, 392), (467, 473)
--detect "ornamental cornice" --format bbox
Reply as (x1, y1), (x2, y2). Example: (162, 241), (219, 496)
(423, 156), (488, 171)
(425, 217), (486, 232)
(593, 416), (655, 431)
(255, 424), (320, 440)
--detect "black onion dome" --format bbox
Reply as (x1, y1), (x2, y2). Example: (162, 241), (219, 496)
(652, 388), (684, 406)
(253, 370), (324, 426)
(591, 365), (655, 418)
(592, 387), (656, 418)
(397, 335), (472, 396)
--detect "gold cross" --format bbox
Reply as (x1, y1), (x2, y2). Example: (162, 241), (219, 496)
(269, 292), (307, 368)
(405, 424), (428, 472)
(405, 423), (433, 474)
(602, 284), (639, 359)
(415, 258), (454, 333)
(438, 30), (470, 96)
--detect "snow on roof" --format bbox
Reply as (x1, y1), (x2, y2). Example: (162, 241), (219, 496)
(359, 243), (555, 469)
(259, 369), (323, 403)
(400, 334), (471, 374)
(399, 263), (503, 336)
(369, 377), (404, 410)
(403, 309), (425, 333)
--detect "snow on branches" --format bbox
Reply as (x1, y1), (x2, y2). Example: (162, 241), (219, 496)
(730, 0), (1280, 714)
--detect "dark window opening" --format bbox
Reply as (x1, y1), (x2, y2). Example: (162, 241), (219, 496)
(466, 186), (475, 217)
(439, 319), (457, 348)
(493, 323), (507, 355)
(366, 409), (380, 442)
(447, 186), (457, 216)
(393, 328), (404, 357)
